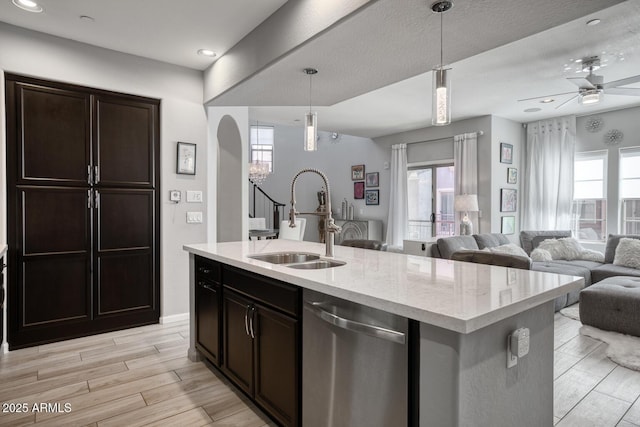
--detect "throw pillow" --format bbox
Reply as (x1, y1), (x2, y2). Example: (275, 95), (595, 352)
(537, 237), (582, 260)
(531, 248), (553, 262)
(488, 243), (529, 258)
(613, 238), (640, 269)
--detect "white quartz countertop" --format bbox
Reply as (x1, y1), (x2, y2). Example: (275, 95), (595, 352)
(184, 240), (583, 334)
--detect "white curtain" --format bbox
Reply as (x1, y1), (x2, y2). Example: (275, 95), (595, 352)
(386, 144), (408, 249)
(454, 132), (478, 233)
(522, 117), (576, 230)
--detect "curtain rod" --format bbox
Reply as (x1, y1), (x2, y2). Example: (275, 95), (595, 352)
(407, 130), (484, 145)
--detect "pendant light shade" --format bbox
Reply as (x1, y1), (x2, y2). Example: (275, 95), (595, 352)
(303, 68), (318, 152)
(304, 111), (318, 151)
(432, 67), (451, 125)
(431, 1), (453, 126)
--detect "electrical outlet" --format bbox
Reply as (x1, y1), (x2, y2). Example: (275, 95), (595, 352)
(186, 190), (203, 203)
(186, 212), (203, 223)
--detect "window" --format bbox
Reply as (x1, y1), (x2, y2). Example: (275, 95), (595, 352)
(572, 151), (607, 241)
(407, 164), (455, 240)
(249, 125), (274, 172)
(620, 147), (640, 234)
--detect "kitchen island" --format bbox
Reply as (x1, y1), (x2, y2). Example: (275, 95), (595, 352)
(184, 239), (583, 427)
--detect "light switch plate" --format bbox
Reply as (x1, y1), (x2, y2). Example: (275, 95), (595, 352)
(186, 191), (203, 203)
(169, 190), (181, 203)
(186, 212), (203, 223)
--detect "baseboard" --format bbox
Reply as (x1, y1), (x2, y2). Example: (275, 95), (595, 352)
(160, 312), (189, 324)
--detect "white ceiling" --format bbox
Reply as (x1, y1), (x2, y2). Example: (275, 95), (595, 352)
(0, 0), (288, 70)
(2, 0), (639, 138)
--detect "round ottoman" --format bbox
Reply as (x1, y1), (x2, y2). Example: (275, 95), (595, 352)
(579, 276), (640, 337)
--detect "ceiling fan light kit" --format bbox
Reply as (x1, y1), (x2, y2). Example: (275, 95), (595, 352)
(431, 1), (453, 126)
(518, 55), (640, 109)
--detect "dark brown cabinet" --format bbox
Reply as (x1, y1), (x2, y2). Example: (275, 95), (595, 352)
(5, 74), (160, 349)
(195, 257), (221, 366)
(193, 258), (300, 427)
(221, 266), (300, 427)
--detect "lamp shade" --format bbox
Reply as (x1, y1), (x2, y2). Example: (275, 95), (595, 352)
(454, 194), (479, 212)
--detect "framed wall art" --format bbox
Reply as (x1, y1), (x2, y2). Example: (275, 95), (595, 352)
(366, 172), (379, 187)
(354, 182), (365, 199)
(501, 216), (515, 234)
(177, 142), (196, 175)
(507, 167), (517, 184)
(500, 143), (513, 164)
(500, 188), (517, 212)
(351, 164), (365, 181)
(365, 189), (379, 205)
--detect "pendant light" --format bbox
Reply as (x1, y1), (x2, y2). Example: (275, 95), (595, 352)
(431, 1), (453, 126)
(303, 68), (318, 151)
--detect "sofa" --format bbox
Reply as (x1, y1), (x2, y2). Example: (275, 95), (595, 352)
(431, 231), (640, 311)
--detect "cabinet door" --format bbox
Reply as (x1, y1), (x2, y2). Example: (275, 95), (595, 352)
(222, 290), (254, 395)
(94, 95), (158, 188)
(11, 82), (91, 186)
(196, 280), (220, 365)
(254, 304), (299, 427)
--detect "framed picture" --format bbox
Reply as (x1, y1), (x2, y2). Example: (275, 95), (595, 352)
(177, 142), (196, 175)
(500, 143), (513, 164)
(507, 167), (517, 184)
(366, 172), (379, 187)
(354, 182), (365, 199)
(351, 164), (365, 181)
(500, 188), (517, 212)
(501, 216), (515, 234)
(365, 189), (379, 205)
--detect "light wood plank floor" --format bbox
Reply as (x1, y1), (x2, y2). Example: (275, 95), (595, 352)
(2, 313), (640, 426)
(0, 320), (274, 427)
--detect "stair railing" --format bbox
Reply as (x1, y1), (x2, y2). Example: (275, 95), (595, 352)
(249, 179), (286, 231)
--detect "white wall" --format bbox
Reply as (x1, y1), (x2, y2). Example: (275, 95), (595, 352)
(0, 22), (208, 320)
(576, 106), (640, 240)
(258, 125), (388, 242)
(491, 116), (525, 242)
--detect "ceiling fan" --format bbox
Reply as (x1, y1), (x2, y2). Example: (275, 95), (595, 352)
(518, 56), (640, 109)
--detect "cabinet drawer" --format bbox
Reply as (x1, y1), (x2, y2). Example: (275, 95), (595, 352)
(195, 256), (221, 284)
(223, 267), (300, 318)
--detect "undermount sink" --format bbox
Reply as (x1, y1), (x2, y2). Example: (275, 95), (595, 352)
(248, 252), (320, 264)
(286, 260), (346, 270)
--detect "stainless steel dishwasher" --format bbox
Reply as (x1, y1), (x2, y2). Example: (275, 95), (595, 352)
(303, 289), (408, 427)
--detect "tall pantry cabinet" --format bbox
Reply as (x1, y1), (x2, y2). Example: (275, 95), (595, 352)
(5, 74), (160, 349)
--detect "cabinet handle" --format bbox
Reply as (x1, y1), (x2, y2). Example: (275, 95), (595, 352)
(249, 305), (256, 339)
(87, 165), (93, 185)
(94, 165), (100, 184)
(202, 283), (216, 292)
(95, 191), (100, 209)
(244, 305), (251, 337)
(87, 190), (93, 209)
(198, 267), (211, 274)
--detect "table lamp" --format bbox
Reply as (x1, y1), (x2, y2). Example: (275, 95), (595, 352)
(454, 194), (479, 235)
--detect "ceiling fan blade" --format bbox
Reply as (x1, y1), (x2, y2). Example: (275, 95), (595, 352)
(606, 87), (640, 96)
(567, 77), (595, 89)
(555, 94), (579, 109)
(603, 75), (640, 89)
(517, 91), (576, 102)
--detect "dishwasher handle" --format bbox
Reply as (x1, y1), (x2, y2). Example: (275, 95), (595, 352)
(304, 301), (406, 345)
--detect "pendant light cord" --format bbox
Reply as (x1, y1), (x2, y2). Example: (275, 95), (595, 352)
(308, 73), (312, 114)
(439, 3), (443, 67)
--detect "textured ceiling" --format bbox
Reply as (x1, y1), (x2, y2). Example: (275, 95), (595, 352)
(0, 0), (288, 70)
(2, 0), (638, 138)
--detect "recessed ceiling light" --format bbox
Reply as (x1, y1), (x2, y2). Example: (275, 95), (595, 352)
(540, 98), (554, 104)
(524, 108), (542, 113)
(80, 15), (95, 22)
(12, 0), (43, 12)
(587, 18), (601, 26)
(197, 49), (216, 58)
